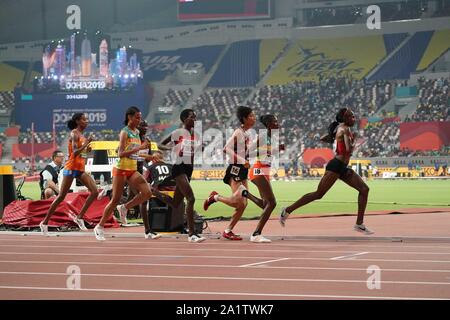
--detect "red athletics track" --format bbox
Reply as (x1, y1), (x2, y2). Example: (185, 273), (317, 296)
(0, 211), (450, 300)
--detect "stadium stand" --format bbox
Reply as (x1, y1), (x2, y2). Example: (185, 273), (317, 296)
(0, 91), (14, 112)
(162, 88), (193, 110)
(369, 31), (434, 80)
(405, 76), (450, 122)
(343, 80), (398, 117)
(416, 29), (450, 71)
(142, 45), (224, 82)
(0, 61), (29, 91)
(208, 40), (261, 87)
(247, 77), (355, 150)
(265, 35), (389, 84)
(360, 121), (401, 157)
(383, 33), (409, 55)
(259, 39), (289, 78)
(192, 88), (252, 129)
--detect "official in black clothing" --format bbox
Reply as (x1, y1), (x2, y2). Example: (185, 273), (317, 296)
(39, 150), (64, 199)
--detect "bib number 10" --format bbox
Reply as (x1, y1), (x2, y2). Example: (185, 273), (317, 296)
(156, 165), (170, 175)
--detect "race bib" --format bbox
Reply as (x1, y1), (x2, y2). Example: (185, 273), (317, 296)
(230, 166), (240, 176)
(128, 143), (141, 160)
(181, 139), (195, 156)
(253, 168), (263, 176)
(137, 149), (148, 161)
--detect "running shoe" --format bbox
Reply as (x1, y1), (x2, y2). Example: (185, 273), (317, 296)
(188, 234), (206, 243)
(72, 216), (88, 231)
(354, 224), (374, 235)
(279, 207), (289, 227)
(39, 221), (48, 236)
(97, 187), (109, 200)
(222, 230), (242, 241)
(144, 231), (161, 240)
(116, 204), (128, 224)
(203, 191), (218, 211)
(250, 234), (272, 243)
(94, 225), (105, 241)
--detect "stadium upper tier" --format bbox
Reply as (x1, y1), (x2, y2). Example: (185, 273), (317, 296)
(0, 62), (29, 91)
(416, 29), (450, 72)
(142, 45), (224, 82)
(1, 26), (449, 91)
(208, 39), (288, 87)
(266, 35), (389, 84)
(369, 31), (434, 80)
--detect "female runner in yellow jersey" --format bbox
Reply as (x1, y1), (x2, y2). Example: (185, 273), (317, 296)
(94, 106), (160, 241)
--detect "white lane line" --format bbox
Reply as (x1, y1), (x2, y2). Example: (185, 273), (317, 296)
(1, 244), (450, 255)
(1, 271), (450, 286)
(239, 258), (290, 267)
(1, 237), (450, 252)
(331, 252), (369, 260)
(2, 251), (450, 263)
(1, 259), (450, 273)
(0, 285), (447, 300)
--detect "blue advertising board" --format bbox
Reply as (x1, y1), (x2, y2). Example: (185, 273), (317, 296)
(15, 83), (150, 132)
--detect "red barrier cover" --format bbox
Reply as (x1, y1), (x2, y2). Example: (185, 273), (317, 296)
(2, 192), (119, 228)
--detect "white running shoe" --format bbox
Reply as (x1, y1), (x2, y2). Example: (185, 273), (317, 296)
(72, 216), (88, 231)
(250, 234), (272, 243)
(97, 187), (108, 200)
(279, 207), (289, 227)
(144, 231), (161, 240)
(117, 204), (128, 224)
(188, 234), (206, 243)
(39, 221), (49, 236)
(94, 225), (105, 241)
(354, 224), (374, 235)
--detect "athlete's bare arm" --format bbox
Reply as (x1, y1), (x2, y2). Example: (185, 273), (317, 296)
(71, 130), (93, 157)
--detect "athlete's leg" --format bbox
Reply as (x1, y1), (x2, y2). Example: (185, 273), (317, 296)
(77, 172), (99, 219)
(42, 175), (74, 225)
(98, 175), (127, 227)
(226, 179), (248, 231)
(340, 170), (370, 225)
(285, 171), (340, 214)
(251, 177), (276, 235)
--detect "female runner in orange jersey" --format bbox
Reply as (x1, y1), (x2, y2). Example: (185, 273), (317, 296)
(40, 113), (98, 235)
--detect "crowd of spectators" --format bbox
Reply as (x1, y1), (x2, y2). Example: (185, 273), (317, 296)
(192, 88), (252, 130)
(161, 88), (193, 111)
(3, 74), (449, 170)
(0, 91), (14, 112)
(404, 77), (450, 122)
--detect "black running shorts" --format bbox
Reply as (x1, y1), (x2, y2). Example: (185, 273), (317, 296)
(223, 164), (249, 185)
(171, 163), (194, 181)
(325, 158), (352, 179)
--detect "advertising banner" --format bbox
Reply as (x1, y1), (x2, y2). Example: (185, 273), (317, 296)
(15, 83), (149, 132)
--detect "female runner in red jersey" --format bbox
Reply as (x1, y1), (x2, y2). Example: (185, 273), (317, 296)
(279, 108), (373, 234)
(40, 113), (98, 235)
